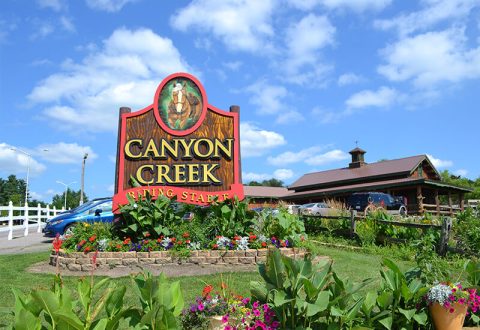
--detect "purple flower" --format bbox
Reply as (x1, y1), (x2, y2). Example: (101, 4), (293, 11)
(253, 308), (261, 317)
(253, 301), (259, 309)
(198, 302), (204, 311)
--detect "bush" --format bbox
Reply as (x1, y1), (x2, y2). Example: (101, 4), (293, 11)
(453, 208), (480, 256)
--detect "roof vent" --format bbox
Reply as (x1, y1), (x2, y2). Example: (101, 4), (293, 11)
(349, 147), (366, 168)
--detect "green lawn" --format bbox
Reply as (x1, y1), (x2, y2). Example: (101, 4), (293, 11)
(0, 247), (415, 326)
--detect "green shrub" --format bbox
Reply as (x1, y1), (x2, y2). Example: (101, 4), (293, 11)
(355, 218), (378, 246)
(255, 209), (306, 245)
(453, 208), (480, 255)
(117, 193), (181, 240)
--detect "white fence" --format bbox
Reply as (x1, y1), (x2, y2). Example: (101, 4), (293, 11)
(0, 201), (66, 240)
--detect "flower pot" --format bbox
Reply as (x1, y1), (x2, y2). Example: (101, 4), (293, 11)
(429, 302), (467, 330)
(208, 315), (224, 330)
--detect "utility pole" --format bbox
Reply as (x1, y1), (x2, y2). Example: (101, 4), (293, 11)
(80, 153), (88, 205)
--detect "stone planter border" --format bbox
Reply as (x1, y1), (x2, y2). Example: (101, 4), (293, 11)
(50, 248), (308, 272)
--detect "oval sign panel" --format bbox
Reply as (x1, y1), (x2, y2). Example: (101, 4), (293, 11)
(155, 73), (207, 136)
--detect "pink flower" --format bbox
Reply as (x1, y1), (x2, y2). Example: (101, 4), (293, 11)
(253, 301), (259, 309)
(197, 302), (204, 311)
(253, 308), (261, 317)
(222, 314), (229, 323)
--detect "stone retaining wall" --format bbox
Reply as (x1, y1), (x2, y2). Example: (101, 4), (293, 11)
(50, 248), (308, 272)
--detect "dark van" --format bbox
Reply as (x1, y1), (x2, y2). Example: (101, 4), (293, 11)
(347, 192), (407, 215)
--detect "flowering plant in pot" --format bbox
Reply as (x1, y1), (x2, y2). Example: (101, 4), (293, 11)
(425, 282), (479, 330)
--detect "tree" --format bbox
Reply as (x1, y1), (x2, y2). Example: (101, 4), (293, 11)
(261, 178), (284, 187)
(51, 188), (88, 210)
(247, 181), (262, 186)
(440, 170), (480, 200)
(0, 175), (27, 206)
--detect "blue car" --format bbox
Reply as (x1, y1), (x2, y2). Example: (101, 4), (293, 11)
(43, 197), (114, 237)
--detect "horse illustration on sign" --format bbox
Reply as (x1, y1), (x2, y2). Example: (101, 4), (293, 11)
(158, 78), (202, 131)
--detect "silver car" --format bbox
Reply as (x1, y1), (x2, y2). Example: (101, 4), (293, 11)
(299, 202), (330, 216)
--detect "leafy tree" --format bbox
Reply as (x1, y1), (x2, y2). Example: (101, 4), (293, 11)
(247, 180), (262, 186)
(440, 170), (480, 200)
(261, 178), (284, 187)
(51, 188), (88, 210)
(0, 175), (27, 206)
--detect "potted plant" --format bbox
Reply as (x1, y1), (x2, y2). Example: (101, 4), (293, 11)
(425, 282), (479, 330)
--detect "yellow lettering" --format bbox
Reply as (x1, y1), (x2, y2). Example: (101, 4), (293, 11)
(127, 191), (135, 199)
(187, 164), (200, 183)
(156, 165), (173, 184)
(143, 139), (160, 158)
(173, 164), (186, 183)
(136, 165), (154, 184)
(166, 189), (174, 198)
(197, 194), (205, 203)
(190, 192), (197, 202)
(159, 139), (178, 159)
(193, 139), (214, 159)
(124, 139), (142, 158)
(181, 191), (188, 200)
(213, 139), (233, 159)
(202, 164), (221, 183)
(177, 139), (196, 159)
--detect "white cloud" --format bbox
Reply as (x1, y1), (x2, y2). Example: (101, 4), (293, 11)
(0, 143), (46, 177)
(287, 0), (391, 11)
(28, 28), (192, 133)
(454, 169), (468, 177)
(268, 146), (347, 167)
(60, 16), (75, 32)
(245, 80), (287, 116)
(240, 123), (286, 157)
(243, 168), (294, 182)
(275, 111), (304, 124)
(346, 86), (398, 109)
(374, 0), (479, 36)
(282, 14), (335, 85)
(31, 21), (54, 39)
(378, 27), (480, 88)
(427, 154), (453, 168)
(305, 149), (349, 166)
(86, 0), (137, 12)
(37, 0), (66, 11)
(0, 19), (17, 43)
(171, 0), (275, 53)
(268, 146), (326, 166)
(337, 73), (363, 86)
(222, 61), (243, 71)
(38, 142), (97, 164)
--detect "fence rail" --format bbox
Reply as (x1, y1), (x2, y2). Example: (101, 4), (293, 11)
(301, 210), (452, 255)
(0, 201), (65, 240)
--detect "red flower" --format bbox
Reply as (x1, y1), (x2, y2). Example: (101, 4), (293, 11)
(91, 250), (98, 265)
(160, 235), (164, 239)
(84, 246), (91, 253)
(116, 244), (122, 250)
(212, 244), (219, 249)
(281, 241), (286, 247)
(144, 240), (149, 244)
(79, 239), (87, 246)
(123, 238), (131, 245)
(157, 238), (162, 243)
(202, 284), (213, 297)
(145, 232), (151, 237)
(182, 232), (190, 238)
(52, 234), (62, 253)
(186, 240), (191, 244)
(89, 235), (96, 242)
(177, 240), (183, 245)
(221, 282), (228, 289)
(261, 242), (267, 248)
(171, 237), (176, 242)
(234, 235), (240, 241)
(249, 234), (257, 241)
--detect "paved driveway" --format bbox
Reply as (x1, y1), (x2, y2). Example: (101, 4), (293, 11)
(0, 231), (52, 255)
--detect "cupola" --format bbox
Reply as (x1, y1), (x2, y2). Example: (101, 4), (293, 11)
(349, 147), (366, 168)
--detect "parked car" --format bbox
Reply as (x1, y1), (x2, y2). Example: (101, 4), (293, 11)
(299, 202), (331, 216)
(43, 198), (114, 237)
(285, 204), (301, 215)
(346, 192), (407, 215)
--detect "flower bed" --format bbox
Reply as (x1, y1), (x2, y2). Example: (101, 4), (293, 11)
(50, 247), (308, 271)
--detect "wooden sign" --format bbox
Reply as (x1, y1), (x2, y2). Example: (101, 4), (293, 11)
(112, 73), (244, 212)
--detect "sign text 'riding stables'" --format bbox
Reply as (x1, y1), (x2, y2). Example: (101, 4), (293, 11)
(112, 73), (244, 212)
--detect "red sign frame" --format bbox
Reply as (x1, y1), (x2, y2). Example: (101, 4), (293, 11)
(112, 73), (244, 213)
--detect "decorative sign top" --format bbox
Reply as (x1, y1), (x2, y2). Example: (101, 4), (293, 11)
(112, 73), (244, 213)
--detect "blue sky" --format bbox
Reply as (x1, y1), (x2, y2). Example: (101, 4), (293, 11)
(1, 0), (479, 204)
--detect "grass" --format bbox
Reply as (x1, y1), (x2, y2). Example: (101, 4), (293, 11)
(0, 244), (451, 327)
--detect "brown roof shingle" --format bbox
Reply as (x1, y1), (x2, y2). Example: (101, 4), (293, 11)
(289, 155), (427, 190)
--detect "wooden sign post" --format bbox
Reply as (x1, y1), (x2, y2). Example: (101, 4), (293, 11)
(112, 73), (244, 212)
